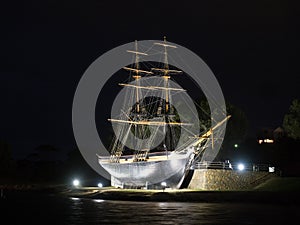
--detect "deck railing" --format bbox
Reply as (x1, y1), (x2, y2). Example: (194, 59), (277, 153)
(191, 161), (280, 174)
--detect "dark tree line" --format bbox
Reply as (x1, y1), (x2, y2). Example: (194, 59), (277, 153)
(283, 99), (300, 140)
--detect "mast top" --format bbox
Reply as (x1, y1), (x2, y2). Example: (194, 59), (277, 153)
(154, 36), (177, 48)
(126, 40), (148, 55)
(124, 40), (153, 77)
(152, 36), (182, 76)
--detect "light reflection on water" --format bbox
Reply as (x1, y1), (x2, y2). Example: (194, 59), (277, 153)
(2, 193), (300, 225)
(64, 196), (300, 225)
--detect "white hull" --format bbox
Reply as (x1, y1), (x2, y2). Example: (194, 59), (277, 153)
(98, 148), (195, 189)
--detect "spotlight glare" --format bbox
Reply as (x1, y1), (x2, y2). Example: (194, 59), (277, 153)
(237, 163), (245, 171)
(73, 179), (80, 187)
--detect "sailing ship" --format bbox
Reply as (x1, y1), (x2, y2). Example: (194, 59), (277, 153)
(97, 37), (230, 189)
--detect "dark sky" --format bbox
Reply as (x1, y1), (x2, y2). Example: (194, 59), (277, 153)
(1, 0), (299, 159)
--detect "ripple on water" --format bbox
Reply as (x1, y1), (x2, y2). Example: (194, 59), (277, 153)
(2, 193), (300, 225)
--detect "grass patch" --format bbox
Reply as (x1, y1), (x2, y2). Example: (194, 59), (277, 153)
(254, 177), (300, 191)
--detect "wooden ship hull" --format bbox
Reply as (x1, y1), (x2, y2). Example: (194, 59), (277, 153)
(98, 147), (195, 189)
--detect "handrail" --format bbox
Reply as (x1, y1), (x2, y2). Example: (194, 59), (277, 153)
(191, 161), (279, 173)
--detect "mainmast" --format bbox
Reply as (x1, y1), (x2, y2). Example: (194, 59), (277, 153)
(151, 36), (183, 154)
(152, 36), (182, 114)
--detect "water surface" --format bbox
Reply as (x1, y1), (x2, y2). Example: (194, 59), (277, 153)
(1, 193), (299, 224)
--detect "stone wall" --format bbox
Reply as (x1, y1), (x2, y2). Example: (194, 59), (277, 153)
(188, 169), (276, 190)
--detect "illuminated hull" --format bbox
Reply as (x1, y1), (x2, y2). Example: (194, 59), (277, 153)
(98, 147), (195, 189)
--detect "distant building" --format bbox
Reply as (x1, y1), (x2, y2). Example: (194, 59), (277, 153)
(273, 127), (285, 140)
(256, 126), (285, 144)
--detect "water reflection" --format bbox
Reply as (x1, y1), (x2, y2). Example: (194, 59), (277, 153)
(3, 193), (300, 225)
(85, 198), (299, 225)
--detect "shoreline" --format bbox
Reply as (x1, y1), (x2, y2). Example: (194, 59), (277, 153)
(59, 188), (300, 204)
(2, 187), (300, 204)
(2, 176), (300, 204)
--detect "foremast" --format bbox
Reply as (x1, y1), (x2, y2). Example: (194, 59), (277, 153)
(110, 40), (152, 163)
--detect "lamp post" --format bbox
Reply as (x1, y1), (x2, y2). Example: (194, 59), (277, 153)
(161, 182), (167, 192)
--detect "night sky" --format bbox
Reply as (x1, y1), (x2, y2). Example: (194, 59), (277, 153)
(1, 0), (299, 159)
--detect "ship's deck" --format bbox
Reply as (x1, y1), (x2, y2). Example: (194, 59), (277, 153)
(98, 152), (189, 164)
(99, 155), (169, 164)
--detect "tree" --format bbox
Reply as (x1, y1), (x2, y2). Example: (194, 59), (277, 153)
(283, 99), (300, 140)
(217, 102), (248, 161)
(223, 102), (248, 145)
(193, 99), (248, 161)
(195, 99), (211, 132)
(194, 99), (248, 145)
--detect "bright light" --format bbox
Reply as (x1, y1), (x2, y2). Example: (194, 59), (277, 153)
(258, 139), (274, 144)
(269, 167), (275, 172)
(73, 179), (80, 187)
(237, 164), (245, 171)
(161, 182), (167, 187)
(93, 199), (105, 203)
(234, 144), (238, 148)
(97, 183), (103, 188)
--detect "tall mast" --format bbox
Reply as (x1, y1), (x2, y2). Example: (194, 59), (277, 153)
(123, 40), (153, 113)
(153, 36), (182, 114)
(134, 40), (141, 113)
(152, 36), (182, 154)
(163, 36), (170, 113)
